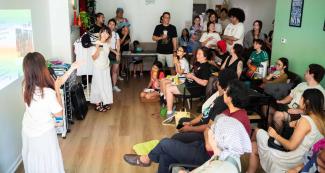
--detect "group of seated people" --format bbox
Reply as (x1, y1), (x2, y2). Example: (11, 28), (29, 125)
(130, 6), (325, 173)
(129, 61), (325, 172)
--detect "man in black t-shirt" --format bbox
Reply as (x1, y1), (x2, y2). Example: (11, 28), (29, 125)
(152, 12), (177, 74)
(89, 12), (105, 33)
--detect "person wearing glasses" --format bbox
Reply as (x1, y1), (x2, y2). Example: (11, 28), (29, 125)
(160, 46), (189, 101)
(262, 57), (289, 85)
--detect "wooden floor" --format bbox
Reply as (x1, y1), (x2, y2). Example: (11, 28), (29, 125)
(16, 73), (263, 173)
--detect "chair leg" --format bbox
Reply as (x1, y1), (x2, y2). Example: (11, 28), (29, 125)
(187, 99), (191, 109)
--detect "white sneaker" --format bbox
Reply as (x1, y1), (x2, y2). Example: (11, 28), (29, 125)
(113, 86), (121, 92)
(118, 76), (124, 81)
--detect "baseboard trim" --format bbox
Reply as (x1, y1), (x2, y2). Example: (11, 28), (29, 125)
(8, 155), (22, 173)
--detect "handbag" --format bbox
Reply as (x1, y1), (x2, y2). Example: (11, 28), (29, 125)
(108, 51), (117, 61)
(162, 108), (190, 126)
(245, 64), (257, 78)
(108, 32), (118, 61)
(268, 121), (294, 152)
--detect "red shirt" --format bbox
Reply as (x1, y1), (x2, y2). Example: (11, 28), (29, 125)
(223, 109), (251, 135)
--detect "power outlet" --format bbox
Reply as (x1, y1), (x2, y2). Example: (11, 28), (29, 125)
(281, 37), (287, 44)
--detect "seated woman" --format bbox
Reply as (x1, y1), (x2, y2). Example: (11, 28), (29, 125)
(262, 57), (289, 85)
(246, 39), (269, 77)
(190, 16), (203, 36)
(220, 44), (244, 78)
(123, 80), (251, 173)
(164, 47), (212, 122)
(160, 46), (190, 102)
(203, 12), (222, 34)
(174, 115), (252, 173)
(247, 89), (325, 173)
(200, 22), (221, 51)
(140, 61), (164, 100)
(243, 20), (265, 50)
(179, 28), (190, 49)
(171, 69), (238, 143)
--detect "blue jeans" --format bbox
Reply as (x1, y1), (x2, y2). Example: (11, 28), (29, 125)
(148, 138), (210, 173)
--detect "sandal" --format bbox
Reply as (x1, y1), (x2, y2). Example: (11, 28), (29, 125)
(95, 104), (107, 112)
(123, 154), (151, 167)
(103, 104), (111, 110)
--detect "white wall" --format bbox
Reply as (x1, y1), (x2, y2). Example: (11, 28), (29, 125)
(0, 0), (73, 172)
(229, 0), (276, 34)
(193, 0), (276, 35)
(96, 0), (193, 42)
(51, 0), (80, 63)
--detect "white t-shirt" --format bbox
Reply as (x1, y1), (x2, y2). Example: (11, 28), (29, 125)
(22, 87), (62, 137)
(200, 32), (221, 49)
(91, 42), (111, 69)
(203, 21), (222, 34)
(110, 31), (120, 49)
(223, 22), (245, 51)
(179, 58), (190, 74)
(289, 82), (325, 108)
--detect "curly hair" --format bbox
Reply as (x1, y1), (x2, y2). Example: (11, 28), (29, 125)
(228, 8), (245, 23)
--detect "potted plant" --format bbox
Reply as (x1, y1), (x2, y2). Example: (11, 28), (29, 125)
(79, 11), (91, 30)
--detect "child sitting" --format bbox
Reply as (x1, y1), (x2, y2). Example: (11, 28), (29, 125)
(159, 46), (190, 102)
(132, 40), (144, 77)
(140, 61), (164, 100)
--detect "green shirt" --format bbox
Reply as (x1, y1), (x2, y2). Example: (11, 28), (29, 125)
(249, 50), (268, 66)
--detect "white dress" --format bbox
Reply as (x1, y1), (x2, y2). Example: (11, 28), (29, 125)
(257, 115), (324, 173)
(90, 42), (113, 105)
(22, 87), (65, 173)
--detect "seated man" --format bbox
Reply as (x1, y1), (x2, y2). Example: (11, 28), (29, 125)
(271, 64), (325, 131)
(171, 69), (238, 143)
(163, 47), (212, 122)
(123, 80), (251, 173)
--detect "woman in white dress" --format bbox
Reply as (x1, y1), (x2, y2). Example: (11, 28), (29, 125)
(247, 89), (325, 173)
(22, 52), (80, 173)
(90, 27), (114, 112)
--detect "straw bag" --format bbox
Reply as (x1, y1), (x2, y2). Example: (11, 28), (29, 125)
(162, 109), (190, 126)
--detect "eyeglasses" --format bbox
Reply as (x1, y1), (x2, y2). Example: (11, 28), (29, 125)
(177, 49), (184, 52)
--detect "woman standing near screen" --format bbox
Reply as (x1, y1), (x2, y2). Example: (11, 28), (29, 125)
(22, 52), (80, 173)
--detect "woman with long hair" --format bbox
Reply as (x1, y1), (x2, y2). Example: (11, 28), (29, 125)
(107, 18), (123, 92)
(178, 28), (190, 49)
(243, 20), (265, 49)
(22, 52), (80, 173)
(90, 27), (114, 112)
(247, 89), (325, 173)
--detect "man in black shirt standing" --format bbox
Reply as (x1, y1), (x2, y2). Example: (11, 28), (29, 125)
(90, 12), (105, 33)
(152, 12), (177, 74)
